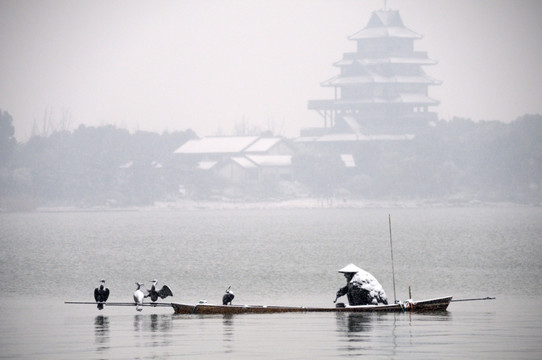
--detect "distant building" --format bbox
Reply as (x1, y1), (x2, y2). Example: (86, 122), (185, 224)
(305, 8), (440, 141)
(173, 136), (295, 187)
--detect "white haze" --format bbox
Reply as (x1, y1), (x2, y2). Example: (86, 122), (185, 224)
(1, 0), (541, 141)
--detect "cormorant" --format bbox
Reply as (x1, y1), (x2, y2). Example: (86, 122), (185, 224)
(133, 282), (146, 311)
(222, 285), (234, 305)
(94, 279), (110, 310)
(147, 279), (173, 302)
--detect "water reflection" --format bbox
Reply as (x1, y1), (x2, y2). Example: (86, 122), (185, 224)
(335, 313), (373, 356)
(94, 315), (109, 353)
(335, 311), (453, 357)
(223, 314), (234, 340)
(133, 314), (173, 332)
(222, 314), (234, 354)
(336, 313), (372, 335)
(133, 314), (174, 348)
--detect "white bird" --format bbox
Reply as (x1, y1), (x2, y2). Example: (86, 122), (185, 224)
(133, 282), (147, 311)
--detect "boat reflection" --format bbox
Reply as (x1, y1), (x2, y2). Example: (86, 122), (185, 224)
(335, 309), (452, 356)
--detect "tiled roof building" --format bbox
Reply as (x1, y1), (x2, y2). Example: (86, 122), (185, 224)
(173, 136), (294, 186)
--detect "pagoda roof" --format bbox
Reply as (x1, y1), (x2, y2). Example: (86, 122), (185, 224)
(334, 56), (437, 67)
(398, 93), (439, 104)
(322, 73), (441, 86)
(295, 133), (415, 143)
(349, 10), (422, 40)
(332, 94), (440, 105)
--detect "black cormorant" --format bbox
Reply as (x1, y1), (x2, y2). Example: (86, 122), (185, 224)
(222, 285), (234, 305)
(94, 280), (110, 310)
(147, 279), (173, 302)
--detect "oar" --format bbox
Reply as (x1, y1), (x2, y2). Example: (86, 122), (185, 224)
(450, 297), (496, 302)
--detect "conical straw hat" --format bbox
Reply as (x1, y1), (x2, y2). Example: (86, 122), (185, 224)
(338, 263), (363, 273)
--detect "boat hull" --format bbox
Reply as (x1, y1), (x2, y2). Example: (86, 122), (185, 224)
(171, 296), (452, 315)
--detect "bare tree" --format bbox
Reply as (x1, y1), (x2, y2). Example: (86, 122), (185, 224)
(31, 107), (73, 137)
(233, 116), (261, 136)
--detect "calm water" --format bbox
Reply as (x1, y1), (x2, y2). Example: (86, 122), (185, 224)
(1, 206), (541, 359)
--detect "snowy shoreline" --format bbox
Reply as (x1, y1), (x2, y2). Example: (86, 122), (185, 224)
(34, 198), (538, 212)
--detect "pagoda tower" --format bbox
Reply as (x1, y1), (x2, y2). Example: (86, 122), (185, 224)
(307, 8), (440, 137)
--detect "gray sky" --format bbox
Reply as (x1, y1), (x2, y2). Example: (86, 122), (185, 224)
(1, 0), (541, 141)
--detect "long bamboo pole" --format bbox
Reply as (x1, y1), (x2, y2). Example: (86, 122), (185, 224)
(450, 297), (496, 302)
(389, 214), (397, 304)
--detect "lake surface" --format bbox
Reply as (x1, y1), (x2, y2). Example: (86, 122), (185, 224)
(1, 206), (541, 359)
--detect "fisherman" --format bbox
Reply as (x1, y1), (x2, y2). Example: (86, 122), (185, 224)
(335, 263), (388, 306)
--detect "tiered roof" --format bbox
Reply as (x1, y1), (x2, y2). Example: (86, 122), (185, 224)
(307, 8), (440, 138)
(322, 9), (440, 104)
(348, 10), (421, 39)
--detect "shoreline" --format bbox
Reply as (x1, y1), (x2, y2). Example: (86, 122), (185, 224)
(30, 198), (540, 213)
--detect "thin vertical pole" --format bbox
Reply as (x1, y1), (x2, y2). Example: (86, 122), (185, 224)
(389, 214), (397, 304)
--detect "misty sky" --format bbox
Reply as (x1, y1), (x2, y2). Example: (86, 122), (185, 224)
(1, 0), (541, 141)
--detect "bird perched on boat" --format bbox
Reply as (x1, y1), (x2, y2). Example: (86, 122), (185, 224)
(147, 279), (173, 302)
(94, 280), (110, 310)
(222, 285), (234, 305)
(133, 282), (146, 311)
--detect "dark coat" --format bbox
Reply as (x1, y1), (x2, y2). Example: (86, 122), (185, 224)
(337, 281), (376, 306)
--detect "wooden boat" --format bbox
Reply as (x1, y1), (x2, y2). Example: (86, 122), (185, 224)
(170, 296), (453, 315)
(66, 296), (452, 314)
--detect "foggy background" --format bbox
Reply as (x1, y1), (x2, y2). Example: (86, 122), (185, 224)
(1, 0), (542, 210)
(2, 0), (542, 141)
(1, 3), (541, 358)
